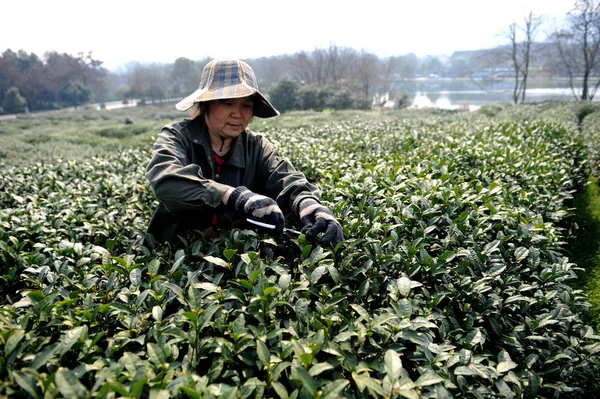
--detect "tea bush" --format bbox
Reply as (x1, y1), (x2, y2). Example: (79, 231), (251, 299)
(582, 110), (600, 176)
(0, 109), (599, 398)
(0, 104), (180, 168)
(94, 124), (154, 139)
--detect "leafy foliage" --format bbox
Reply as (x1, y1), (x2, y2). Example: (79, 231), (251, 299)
(2, 87), (27, 114)
(0, 50), (106, 113)
(270, 78), (372, 112)
(1, 106), (600, 397)
(59, 82), (92, 108)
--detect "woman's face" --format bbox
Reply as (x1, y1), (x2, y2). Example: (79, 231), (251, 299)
(205, 96), (254, 140)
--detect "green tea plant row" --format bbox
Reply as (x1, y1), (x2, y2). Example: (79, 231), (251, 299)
(0, 117), (599, 398)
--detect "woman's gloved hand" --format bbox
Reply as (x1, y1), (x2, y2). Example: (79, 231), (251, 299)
(227, 186), (285, 236)
(298, 198), (344, 247)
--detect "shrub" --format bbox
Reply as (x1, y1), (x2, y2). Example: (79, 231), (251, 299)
(269, 77), (299, 112)
(0, 114), (598, 397)
(2, 87), (27, 114)
(576, 102), (600, 124)
(59, 82), (92, 108)
(94, 124), (150, 139)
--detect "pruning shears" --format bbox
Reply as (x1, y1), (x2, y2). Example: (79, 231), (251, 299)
(246, 218), (302, 237)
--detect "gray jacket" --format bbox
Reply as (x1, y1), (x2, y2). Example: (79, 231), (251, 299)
(146, 116), (321, 243)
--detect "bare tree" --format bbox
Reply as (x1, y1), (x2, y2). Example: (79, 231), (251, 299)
(551, 0), (600, 100)
(381, 56), (399, 95)
(287, 50), (327, 86)
(324, 44), (355, 84)
(351, 51), (381, 99)
(508, 12), (541, 104)
(286, 45), (358, 87)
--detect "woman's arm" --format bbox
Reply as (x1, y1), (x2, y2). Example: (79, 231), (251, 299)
(146, 127), (233, 212)
(221, 187), (235, 205)
(256, 136), (322, 217)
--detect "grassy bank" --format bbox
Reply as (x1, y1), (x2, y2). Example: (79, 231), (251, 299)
(569, 177), (600, 331)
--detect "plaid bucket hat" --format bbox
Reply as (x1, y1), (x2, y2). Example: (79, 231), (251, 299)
(175, 59), (279, 118)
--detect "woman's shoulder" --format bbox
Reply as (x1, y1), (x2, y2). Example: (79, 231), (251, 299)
(242, 130), (279, 159)
(162, 118), (194, 134)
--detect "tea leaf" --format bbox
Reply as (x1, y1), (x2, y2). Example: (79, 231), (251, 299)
(308, 362), (334, 377)
(397, 277), (412, 297)
(514, 247), (529, 262)
(320, 379), (350, 399)
(204, 255), (229, 268)
(310, 266), (327, 284)
(495, 379), (514, 399)
(415, 371), (443, 387)
(270, 381), (288, 399)
(164, 282), (184, 299)
(187, 287), (203, 310)
(31, 343), (59, 370)
(402, 329), (429, 346)
(148, 258), (160, 275)
(152, 306), (163, 322)
(295, 298), (310, 321)
(396, 298), (413, 318)
(454, 366), (476, 375)
(5, 328), (25, 356)
(60, 326), (86, 356)
(256, 340), (270, 368)
(197, 282), (221, 293)
(183, 311), (198, 326)
(384, 349), (402, 382)
(293, 367), (316, 396)
(12, 370), (43, 399)
(483, 240), (500, 255)
(223, 248), (237, 261)
(129, 268), (141, 286)
(278, 274), (291, 290)
(55, 368), (89, 399)
(497, 349), (518, 373)
(350, 304), (370, 322)
(352, 372), (385, 396)
(147, 343), (165, 365)
(198, 304), (220, 330)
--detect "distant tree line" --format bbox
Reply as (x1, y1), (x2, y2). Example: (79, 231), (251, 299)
(1, 1), (598, 114)
(0, 50), (107, 113)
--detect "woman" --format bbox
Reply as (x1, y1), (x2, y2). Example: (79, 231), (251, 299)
(146, 59), (343, 247)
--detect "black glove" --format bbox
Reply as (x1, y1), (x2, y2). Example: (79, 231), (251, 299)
(227, 186), (285, 236)
(298, 198), (344, 247)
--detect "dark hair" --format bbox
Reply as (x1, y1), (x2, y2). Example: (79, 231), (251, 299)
(193, 102), (209, 118)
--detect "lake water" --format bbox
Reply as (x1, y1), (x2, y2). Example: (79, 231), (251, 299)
(391, 78), (596, 110)
(409, 88), (583, 111)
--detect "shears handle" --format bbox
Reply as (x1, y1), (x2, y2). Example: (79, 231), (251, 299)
(246, 218), (301, 236)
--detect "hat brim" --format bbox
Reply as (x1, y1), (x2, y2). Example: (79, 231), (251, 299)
(175, 85), (279, 118)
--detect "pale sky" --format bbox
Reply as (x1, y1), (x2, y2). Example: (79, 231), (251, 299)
(1, 0), (573, 71)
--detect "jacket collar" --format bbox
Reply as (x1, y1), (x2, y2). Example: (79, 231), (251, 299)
(185, 116), (246, 168)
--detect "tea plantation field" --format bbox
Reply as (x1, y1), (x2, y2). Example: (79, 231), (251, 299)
(1, 102), (600, 398)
